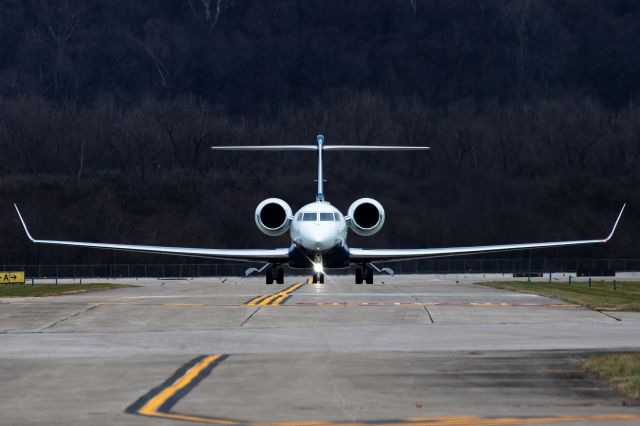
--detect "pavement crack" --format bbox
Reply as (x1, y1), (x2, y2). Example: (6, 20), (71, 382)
(422, 305), (435, 323)
(41, 304), (98, 330)
(597, 310), (622, 322)
(392, 283), (434, 324)
(240, 306), (261, 327)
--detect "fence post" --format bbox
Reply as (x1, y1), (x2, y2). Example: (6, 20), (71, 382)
(569, 276), (572, 286)
(588, 277), (592, 288)
(613, 280), (617, 292)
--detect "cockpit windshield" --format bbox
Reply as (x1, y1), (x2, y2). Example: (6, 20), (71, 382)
(302, 212), (317, 221)
(320, 212), (334, 221)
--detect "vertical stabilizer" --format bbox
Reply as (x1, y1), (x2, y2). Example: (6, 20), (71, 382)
(316, 134), (324, 202)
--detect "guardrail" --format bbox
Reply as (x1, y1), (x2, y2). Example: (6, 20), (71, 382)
(1, 258), (638, 279)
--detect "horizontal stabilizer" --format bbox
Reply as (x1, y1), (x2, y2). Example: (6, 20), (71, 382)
(211, 145), (430, 151)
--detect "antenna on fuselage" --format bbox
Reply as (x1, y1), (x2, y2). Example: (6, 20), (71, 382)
(210, 136), (431, 201)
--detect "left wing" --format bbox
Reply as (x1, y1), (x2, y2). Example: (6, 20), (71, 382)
(14, 205), (289, 263)
(350, 204), (625, 263)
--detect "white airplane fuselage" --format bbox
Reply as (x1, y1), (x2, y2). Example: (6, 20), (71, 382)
(290, 201), (348, 254)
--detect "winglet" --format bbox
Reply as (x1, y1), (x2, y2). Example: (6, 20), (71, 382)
(604, 203), (626, 242)
(14, 204), (36, 242)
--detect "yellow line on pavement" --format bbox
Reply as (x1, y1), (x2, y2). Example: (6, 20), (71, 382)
(245, 294), (270, 306)
(244, 283), (303, 306)
(164, 303), (204, 307)
(265, 414), (640, 426)
(137, 354), (235, 424)
(129, 353), (640, 426)
(258, 283), (303, 306)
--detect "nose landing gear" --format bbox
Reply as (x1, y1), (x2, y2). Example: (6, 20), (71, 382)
(312, 273), (324, 283)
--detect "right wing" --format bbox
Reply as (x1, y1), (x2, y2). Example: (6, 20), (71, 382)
(350, 204), (626, 263)
(14, 205), (289, 263)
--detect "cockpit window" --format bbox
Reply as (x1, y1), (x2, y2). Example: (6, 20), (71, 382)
(297, 213), (303, 221)
(320, 212), (334, 221)
(334, 213), (340, 221)
(302, 212), (317, 221)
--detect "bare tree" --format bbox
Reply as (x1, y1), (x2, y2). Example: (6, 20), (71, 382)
(408, 0), (417, 18)
(36, 0), (83, 94)
(186, 0), (236, 32)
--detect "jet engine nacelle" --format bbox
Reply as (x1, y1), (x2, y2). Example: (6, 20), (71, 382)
(255, 198), (293, 236)
(347, 198), (385, 236)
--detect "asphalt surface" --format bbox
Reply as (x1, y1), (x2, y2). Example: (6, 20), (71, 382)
(1, 274), (640, 426)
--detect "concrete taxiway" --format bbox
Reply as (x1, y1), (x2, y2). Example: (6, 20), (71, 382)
(1, 274), (640, 425)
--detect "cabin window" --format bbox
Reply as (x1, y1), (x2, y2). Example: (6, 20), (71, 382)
(302, 212), (317, 221)
(320, 212), (334, 221)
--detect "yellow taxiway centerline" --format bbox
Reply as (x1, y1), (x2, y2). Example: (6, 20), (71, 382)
(131, 354), (640, 426)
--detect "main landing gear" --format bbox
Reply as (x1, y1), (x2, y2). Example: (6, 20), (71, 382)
(355, 266), (373, 284)
(266, 267), (284, 285)
(312, 273), (324, 284)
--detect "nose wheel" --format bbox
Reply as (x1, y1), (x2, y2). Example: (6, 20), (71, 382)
(312, 273), (324, 284)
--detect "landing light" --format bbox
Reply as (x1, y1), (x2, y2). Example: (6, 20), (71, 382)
(313, 263), (323, 273)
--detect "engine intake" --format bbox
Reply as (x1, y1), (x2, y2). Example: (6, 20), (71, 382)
(347, 198), (385, 236)
(255, 198), (293, 236)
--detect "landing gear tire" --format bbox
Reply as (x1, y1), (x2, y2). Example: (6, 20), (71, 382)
(312, 273), (323, 284)
(319, 274), (324, 284)
(266, 268), (273, 285)
(355, 268), (363, 284)
(365, 268), (374, 284)
(276, 268), (284, 284)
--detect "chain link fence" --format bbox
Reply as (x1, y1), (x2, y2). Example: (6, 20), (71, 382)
(2, 258), (639, 279)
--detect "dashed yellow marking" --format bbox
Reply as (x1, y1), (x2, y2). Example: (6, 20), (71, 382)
(244, 283), (303, 306)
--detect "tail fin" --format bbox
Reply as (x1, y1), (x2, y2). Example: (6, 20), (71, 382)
(211, 135), (430, 201)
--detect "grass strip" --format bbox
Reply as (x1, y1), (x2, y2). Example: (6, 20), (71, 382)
(0, 283), (135, 297)
(479, 280), (640, 311)
(583, 353), (640, 400)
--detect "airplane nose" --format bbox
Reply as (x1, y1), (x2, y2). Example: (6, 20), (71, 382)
(310, 228), (334, 251)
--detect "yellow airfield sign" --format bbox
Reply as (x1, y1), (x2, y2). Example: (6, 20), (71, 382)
(1, 271), (25, 284)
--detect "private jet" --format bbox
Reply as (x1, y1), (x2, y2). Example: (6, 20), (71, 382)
(15, 134), (625, 284)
